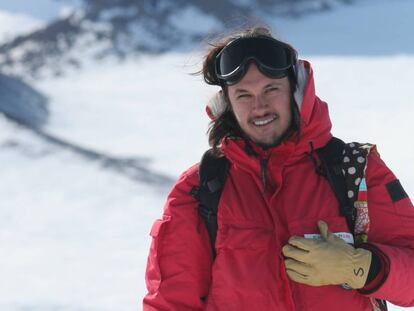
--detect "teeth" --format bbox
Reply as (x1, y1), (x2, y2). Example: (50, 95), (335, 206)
(253, 116), (276, 126)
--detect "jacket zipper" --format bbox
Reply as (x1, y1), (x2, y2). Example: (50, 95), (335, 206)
(260, 158), (268, 193)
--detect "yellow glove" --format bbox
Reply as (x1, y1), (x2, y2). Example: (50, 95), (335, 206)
(282, 220), (372, 289)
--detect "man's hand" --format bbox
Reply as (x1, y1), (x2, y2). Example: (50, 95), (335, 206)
(282, 220), (372, 289)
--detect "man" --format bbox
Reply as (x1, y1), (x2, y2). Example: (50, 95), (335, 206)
(143, 27), (414, 310)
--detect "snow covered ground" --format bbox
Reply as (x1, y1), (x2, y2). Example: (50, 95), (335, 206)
(0, 118), (166, 311)
(0, 10), (44, 43)
(1, 1), (414, 311)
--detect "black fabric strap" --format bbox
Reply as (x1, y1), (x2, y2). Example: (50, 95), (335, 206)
(316, 137), (356, 233)
(386, 179), (408, 202)
(196, 150), (229, 258)
(366, 250), (381, 285)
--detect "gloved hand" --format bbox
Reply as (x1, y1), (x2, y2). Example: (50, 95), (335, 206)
(282, 220), (372, 289)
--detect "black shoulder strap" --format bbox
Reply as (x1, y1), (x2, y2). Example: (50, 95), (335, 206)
(194, 149), (229, 258)
(316, 137), (356, 233)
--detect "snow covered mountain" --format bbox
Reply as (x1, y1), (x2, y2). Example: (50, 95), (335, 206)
(0, 0), (358, 79)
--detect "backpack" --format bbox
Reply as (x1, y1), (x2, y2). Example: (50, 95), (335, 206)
(191, 137), (387, 311)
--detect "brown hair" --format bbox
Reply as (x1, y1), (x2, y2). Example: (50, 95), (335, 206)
(200, 26), (299, 155)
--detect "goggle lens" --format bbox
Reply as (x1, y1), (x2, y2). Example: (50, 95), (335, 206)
(215, 36), (295, 85)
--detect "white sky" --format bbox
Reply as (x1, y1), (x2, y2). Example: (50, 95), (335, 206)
(0, 0), (80, 21)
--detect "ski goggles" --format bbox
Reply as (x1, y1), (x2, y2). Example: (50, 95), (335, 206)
(215, 36), (296, 85)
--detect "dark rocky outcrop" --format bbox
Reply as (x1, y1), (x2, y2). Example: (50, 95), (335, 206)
(0, 74), (49, 128)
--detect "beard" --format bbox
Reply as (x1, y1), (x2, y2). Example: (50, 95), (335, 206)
(254, 124), (296, 150)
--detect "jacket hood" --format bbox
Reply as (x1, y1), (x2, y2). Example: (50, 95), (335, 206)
(294, 60), (333, 153)
(207, 60), (332, 165)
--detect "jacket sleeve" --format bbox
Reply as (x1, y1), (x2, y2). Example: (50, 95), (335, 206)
(360, 153), (414, 306)
(143, 164), (213, 311)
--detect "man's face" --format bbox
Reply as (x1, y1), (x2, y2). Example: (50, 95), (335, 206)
(227, 63), (293, 147)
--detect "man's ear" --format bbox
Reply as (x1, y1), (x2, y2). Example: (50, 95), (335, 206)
(206, 90), (227, 120)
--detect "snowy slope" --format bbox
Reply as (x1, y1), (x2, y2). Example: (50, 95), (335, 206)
(1, 1), (414, 311)
(0, 10), (44, 43)
(0, 118), (166, 310)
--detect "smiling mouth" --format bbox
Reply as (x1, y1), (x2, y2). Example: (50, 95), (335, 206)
(252, 115), (277, 127)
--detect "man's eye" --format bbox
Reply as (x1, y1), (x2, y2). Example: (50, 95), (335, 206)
(266, 87), (279, 93)
(237, 94), (250, 99)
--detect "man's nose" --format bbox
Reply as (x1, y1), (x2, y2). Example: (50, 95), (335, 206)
(252, 95), (268, 111)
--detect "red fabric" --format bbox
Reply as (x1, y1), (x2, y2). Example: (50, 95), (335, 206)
(143, 61), (414, 310)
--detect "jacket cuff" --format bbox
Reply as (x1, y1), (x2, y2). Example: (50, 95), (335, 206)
(358, 243), (390, 294)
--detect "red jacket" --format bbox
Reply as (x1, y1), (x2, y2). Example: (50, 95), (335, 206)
(143, 62), (414, 310)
